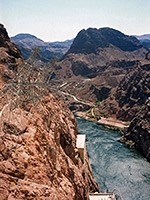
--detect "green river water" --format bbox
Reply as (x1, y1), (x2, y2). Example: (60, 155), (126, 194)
(76, 117), (150, 200)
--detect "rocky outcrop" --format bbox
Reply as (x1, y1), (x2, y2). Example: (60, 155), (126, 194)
(115, 52), (150, 120)
(120, 98), (150, 161)
(0, 24), (99, 199)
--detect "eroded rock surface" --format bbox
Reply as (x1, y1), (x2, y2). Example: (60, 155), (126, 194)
(0, 95), (99, 200)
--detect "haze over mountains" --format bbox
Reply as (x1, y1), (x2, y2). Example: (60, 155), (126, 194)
(11, 30), (150, 63)
(135, 34), (150, 49)
(11, 33), (73, 62)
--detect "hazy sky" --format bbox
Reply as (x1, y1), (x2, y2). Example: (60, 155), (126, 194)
(0, 0), (150, 42)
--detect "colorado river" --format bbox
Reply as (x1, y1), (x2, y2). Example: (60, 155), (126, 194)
(76, 117), (150, 200)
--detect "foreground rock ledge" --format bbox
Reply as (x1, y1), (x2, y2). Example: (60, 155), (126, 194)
(0, 94), (99, 200)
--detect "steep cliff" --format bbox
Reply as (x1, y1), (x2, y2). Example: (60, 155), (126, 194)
(0, 24), (99, 199)
(0, 94), (99, 200)
(0, 24), (23, 110)
(98, 50), (150, 121)
(120, 98), (150, 162)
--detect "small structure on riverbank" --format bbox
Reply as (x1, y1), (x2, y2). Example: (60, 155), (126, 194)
(89, 193), (116, 200)
(76, 134), (86, 163)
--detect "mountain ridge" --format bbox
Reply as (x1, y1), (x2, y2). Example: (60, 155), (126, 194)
(11, 33), (73, 61)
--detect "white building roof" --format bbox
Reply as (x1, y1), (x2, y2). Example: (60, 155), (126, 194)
(89, 193), (116, 200)
(76, 134), (86, 149)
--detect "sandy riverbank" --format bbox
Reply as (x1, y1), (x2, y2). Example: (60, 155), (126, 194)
(75, 111), (129, 129)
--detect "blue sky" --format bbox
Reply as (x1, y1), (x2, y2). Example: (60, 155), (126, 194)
(0, 0), (150, 41)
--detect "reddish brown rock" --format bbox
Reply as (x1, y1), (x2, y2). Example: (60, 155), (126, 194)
(0, 24), (99, 199)
(0, 94), (99, 200)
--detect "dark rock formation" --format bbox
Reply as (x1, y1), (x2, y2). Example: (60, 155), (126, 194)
(116, 56), (150, 121)
(0, 24), (22, 59)
(69, 102), (91, 112)
(66, 27), (143, 55)
(120, 98), (150, 162)
(71, 61), (93, 76)
(90, 85), (111, 102)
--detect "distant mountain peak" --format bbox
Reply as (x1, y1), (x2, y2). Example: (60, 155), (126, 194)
(11, 33), (44, 42)
(66, 27), (143, 55)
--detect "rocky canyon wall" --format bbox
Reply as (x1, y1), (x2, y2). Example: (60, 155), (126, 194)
(0, 24), (99, 200)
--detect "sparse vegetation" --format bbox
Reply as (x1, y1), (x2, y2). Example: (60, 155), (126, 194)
(125, 121), (131, 126)
(95, 100), (100, 108)
(100, 112), (108, 118)
(1, 49), (54, 135)
(104, 125), (123, 132)
(125, 140), (135, 148)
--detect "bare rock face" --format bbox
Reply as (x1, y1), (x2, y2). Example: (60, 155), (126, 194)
(0, 95), (99, 200)
(0, 24), (99, 199)
(0, 24), (22, 59)
(120, 98), (150, 162)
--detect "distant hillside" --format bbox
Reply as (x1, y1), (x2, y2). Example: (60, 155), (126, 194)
(11, 33), (45, 48)
(135, 34), (150, 40)
(135, 34), (150, 49)
(11, 34), (73, 62)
